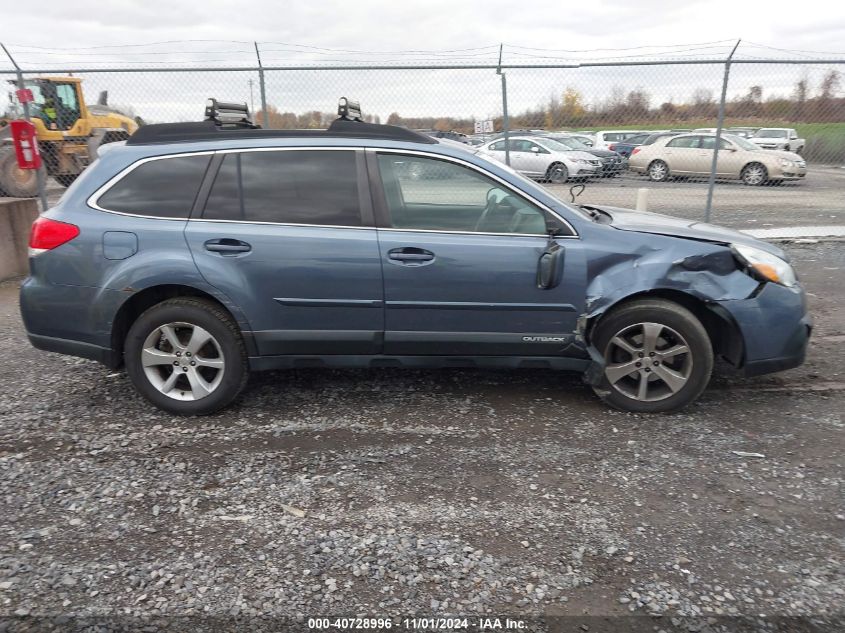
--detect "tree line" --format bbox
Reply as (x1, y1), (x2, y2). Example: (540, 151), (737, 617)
(251, 71), (842, 135)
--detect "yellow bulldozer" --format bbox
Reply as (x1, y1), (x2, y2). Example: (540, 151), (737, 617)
(0, 77), (138, 197)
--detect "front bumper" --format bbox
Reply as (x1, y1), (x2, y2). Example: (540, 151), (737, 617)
(769, 161), (807, 180)
(572, 164), (602, 177)
(600, 157), (627, 175)
(719, 281), (812, 377)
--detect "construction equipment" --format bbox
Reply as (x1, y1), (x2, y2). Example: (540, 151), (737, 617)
(0, 77), (138, 197)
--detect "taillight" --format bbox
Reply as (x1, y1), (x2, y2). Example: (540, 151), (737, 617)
(29, 217), (80, 254)
(631, 147), (641, 155)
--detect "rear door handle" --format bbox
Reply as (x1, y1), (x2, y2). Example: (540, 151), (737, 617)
(204, 238), (252, 255)
(387, 248), (435, 265)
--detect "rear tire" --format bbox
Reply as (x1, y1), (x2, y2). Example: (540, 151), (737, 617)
(0, 147), (38, 197)
(124, 298), (248, 415)
(647, 160), (669, 182)
(591, 298), (713, 413)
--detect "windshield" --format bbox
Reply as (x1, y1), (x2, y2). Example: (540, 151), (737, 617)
(542, 136), (580, 150)
(727, 135), (761, 151)
(754, 129), (788, 138)
(538, 138), (577, 152)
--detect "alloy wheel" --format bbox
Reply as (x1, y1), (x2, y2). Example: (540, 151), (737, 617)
(141, 322), (225, 401)
(648, 161), (667, 181)
(743, 164), (766, 185)
(603, 322), (693, 402)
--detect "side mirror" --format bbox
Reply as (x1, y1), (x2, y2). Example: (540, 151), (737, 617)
(531, 146), (540, 153)
(537, 242), (564, 289)
(545, 218), (565, 235)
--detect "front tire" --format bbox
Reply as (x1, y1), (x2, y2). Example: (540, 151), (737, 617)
(591, 299), (713, 413)
(124, 298), (248, 415)
(546, 162), (569, 184)
(741, 162), (768, 186)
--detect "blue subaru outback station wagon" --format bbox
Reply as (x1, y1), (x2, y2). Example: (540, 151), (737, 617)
(20, 99), (811, 415)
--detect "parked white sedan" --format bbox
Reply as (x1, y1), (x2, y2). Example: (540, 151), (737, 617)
(479, 136), (602, 183)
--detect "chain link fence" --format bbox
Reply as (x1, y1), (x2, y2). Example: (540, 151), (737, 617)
(0, 41), (843, 235)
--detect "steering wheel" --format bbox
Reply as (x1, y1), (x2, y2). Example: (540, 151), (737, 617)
(474, 188), (514, 232)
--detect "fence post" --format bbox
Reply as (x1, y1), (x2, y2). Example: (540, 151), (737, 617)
(704, 39), (741, 223)
(497, 44), (511, 166)
(1, 42), (49, 212)
(253, 42), (269, 128)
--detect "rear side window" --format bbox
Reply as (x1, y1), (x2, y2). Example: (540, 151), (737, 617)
(667, 136), (700, 148)
(97, 154), (210, 218)
(203, 150), (360, 226)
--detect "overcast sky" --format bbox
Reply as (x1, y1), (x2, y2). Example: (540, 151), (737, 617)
(2, 0), (843, 122)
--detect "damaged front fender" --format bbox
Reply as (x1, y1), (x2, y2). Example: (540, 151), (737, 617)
(576, 237), (759, 385)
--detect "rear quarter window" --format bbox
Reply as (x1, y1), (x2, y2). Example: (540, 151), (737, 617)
(96, 154), (211, 218)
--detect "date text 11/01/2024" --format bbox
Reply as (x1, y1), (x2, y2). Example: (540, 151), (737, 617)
(307, 617), (528, 630)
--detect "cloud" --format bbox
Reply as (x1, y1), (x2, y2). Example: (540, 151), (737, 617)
(1, 0), (842, 122)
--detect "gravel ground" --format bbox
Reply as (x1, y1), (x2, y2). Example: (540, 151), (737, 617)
(0, 242), (842, 633)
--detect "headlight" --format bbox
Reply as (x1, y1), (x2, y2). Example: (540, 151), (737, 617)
(573, 159), (590, 164)
(779, 158), (793, 167)
(732, 244), (797, 287)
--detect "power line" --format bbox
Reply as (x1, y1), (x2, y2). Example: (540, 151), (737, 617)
(504, 39), (735, 53)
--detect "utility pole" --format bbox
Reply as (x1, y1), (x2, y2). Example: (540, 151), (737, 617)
(253, 42), (269, 128)
(0, 42), (48, 211)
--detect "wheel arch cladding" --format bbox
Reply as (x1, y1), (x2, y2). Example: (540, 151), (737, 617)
(578, 241), (757, 384)
(109, 284), (257, 367)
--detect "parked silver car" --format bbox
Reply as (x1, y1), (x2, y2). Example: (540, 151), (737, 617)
(479, 136), (602, 183)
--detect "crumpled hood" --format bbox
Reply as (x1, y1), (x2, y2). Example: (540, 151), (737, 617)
(589, 205), (787, 259)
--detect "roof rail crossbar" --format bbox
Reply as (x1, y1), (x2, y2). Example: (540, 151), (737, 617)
(126, 97), (438, 146)
(204, 98), (258, 129)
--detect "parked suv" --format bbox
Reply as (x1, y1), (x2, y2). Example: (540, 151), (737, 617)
(21, 100), (811, 415)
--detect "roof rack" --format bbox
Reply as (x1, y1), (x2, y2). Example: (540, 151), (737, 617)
(337, 97), (362, 122)
(127, 97), (437, 146)
(204, 98), (257, 128)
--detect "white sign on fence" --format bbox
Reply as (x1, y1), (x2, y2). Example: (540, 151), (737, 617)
(474, 119), (494, 134)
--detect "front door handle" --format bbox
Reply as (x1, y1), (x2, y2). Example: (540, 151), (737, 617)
(204, 238), (252, 255)
(387, 248), (435, 266)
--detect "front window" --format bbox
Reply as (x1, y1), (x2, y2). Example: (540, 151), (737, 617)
(54, 83), (80, 112)
(699, 136), (732, 150)
(377, 154), (549, 235)
(727, 135), (760, 151)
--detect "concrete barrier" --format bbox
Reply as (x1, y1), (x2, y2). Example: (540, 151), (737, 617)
(0, 198), (39, 281)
